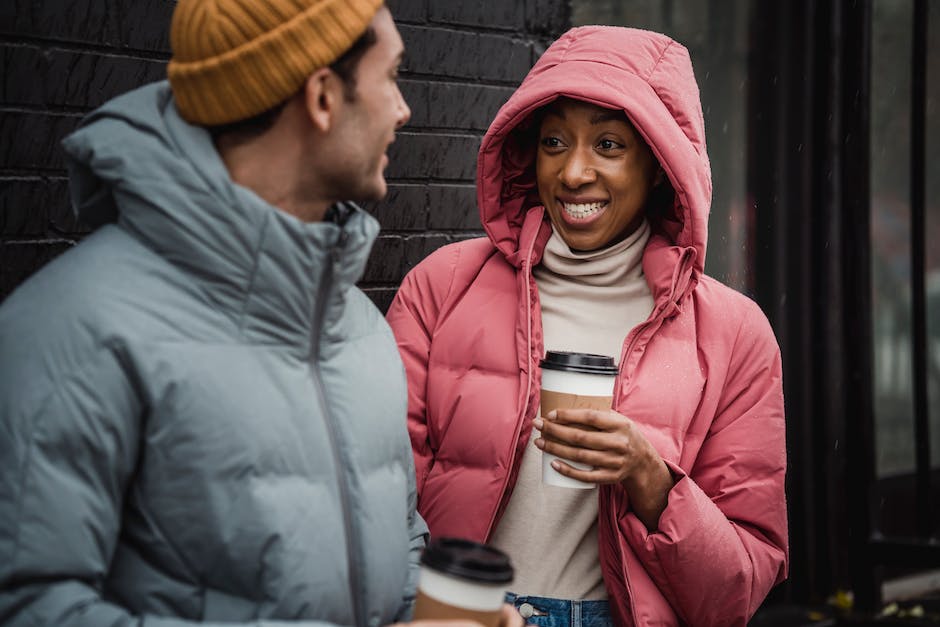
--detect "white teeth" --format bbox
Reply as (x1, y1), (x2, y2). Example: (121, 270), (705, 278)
(562, 201), (606, 218)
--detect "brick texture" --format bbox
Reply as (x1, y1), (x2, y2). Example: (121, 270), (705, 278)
(1, 0), (570, 307)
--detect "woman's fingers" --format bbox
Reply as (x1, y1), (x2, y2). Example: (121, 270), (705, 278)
(539, 424), (627, 452)
(536, 435), (627, 467)
(548, 458), (621, 484)
(534, 408), (659, 485)
(536, 411), (632, 452)
(546, 407), (620, 428)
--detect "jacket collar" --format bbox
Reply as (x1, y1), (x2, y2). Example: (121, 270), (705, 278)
(62, 82), (379, 347)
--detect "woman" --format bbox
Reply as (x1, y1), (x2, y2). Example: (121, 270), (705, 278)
(387, 26), (788, 627)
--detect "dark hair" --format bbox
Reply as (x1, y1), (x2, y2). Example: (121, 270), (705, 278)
(646, 176), (676, 220)
(208, 26), (378, 140)
(330, 25), (378, 101)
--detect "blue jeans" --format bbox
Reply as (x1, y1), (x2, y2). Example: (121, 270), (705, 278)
(506, 593), (613, 627)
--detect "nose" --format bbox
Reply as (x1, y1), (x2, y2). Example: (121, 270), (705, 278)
(395, 86), (411, 130)
(558, 148), (596, 188)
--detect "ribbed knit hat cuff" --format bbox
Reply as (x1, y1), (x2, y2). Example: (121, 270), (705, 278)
(168, 0), (383, 126)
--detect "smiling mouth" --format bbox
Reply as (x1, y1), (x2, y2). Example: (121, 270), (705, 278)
(561, 200), (608, 219)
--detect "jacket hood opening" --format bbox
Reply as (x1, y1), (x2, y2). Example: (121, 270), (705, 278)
(500, 99), (681, 238)
(476, 27), (712, 277)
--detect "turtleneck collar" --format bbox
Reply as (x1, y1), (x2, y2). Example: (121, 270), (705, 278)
(536, 219), (651, 287)
(533, 219), (655, 363)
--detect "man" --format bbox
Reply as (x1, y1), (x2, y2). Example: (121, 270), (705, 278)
(0, 1), (515, 625)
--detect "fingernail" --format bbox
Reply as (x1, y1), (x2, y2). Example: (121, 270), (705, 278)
(547, 410), (557, 419)
(534, 438), (544, 449)
(551, 460), (561, 470)
(533, 417), (543, 429)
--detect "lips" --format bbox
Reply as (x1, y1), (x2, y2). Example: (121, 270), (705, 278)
(560, 200), (608, 221)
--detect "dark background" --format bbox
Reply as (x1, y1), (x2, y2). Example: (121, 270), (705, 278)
(0, 0), (567, 309)
(2, 1), (938, 625)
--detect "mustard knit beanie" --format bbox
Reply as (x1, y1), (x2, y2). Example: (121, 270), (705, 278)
(168, 0), (383, 126)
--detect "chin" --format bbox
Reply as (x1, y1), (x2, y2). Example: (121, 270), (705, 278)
(367, 169), (388, 199)
(351, 178), (388, 204)
(366, 180), (387, 202)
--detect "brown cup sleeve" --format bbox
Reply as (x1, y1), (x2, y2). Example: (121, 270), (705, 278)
(538, 391), (612, 442)
(539, 390), (612, 415)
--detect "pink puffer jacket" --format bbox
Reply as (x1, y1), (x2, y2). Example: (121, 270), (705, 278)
(387, 26), (788, 627)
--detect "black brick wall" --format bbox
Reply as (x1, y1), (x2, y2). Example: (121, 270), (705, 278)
(0, 0), (570, 310)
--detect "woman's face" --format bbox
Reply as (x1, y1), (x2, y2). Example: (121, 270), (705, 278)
(536, 98), (661, 252)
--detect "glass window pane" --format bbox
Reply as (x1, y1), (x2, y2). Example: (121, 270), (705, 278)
(871, 0), (915, 477)
(570, 0), (752, 292)
(927, 1), (940, 469)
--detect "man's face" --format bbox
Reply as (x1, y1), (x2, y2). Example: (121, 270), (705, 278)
(327, 7), (410, 202)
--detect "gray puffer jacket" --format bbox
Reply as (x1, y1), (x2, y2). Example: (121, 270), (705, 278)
(0, 82), (427, 626)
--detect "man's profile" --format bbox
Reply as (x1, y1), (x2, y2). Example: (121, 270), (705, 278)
(0, 0), (428, 624)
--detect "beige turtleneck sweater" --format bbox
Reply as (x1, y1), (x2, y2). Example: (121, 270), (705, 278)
(488, 220), (654, 599)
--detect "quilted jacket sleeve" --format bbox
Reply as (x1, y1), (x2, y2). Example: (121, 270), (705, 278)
(617, 301), (788, 626)
(0, 344), (147, 627)
(385, 246), (456, 499)
(395, 444), (430, 622)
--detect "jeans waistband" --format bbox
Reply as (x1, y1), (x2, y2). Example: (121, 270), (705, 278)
(505, 593), (612, 627)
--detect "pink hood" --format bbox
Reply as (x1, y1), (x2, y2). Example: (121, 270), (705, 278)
(477, 26), (711, 275)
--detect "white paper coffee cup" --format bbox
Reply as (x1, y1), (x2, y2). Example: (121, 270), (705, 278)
(413, 537), (513, 627)
(539, 351), (618, 489)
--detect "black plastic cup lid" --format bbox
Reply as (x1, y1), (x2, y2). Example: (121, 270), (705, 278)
(540, 351), (618, 375)
(420, 537), (514, 584)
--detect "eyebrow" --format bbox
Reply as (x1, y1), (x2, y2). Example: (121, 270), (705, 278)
(590, 110), (628, 125)
(541, 106), (627, 125)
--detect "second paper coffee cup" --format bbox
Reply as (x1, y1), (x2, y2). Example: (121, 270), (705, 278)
(539, 351), (618, 489)
(412, 537), (514, 627)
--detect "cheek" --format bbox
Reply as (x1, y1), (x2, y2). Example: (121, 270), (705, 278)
(611, 164), (654, 196)
(535, 155), (548, 181)
(535, 159), (554, 195)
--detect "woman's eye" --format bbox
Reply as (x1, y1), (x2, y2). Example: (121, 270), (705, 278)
(598, 139), (621, 151)
(540, 136), (562, 148)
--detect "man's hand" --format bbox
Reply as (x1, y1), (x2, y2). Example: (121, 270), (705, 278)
(395, 622), (487, 627)
(395, 604), (525, 627)
(534, 408), (675, 531)
(499, 602), (525, 627)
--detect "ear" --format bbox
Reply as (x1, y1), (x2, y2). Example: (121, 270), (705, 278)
(303, 67), (342, 133)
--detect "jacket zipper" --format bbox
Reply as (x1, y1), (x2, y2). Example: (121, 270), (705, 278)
(606, 292), (665, 627)
(614, 303), (664, 397)
(484, 226), (541, 541)
(614, 250), (694, 396)
(310, 229), (363, 627)
(609, 250), (694, 627)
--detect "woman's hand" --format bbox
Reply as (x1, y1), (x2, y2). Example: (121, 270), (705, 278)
(534, 408), (675, 531)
